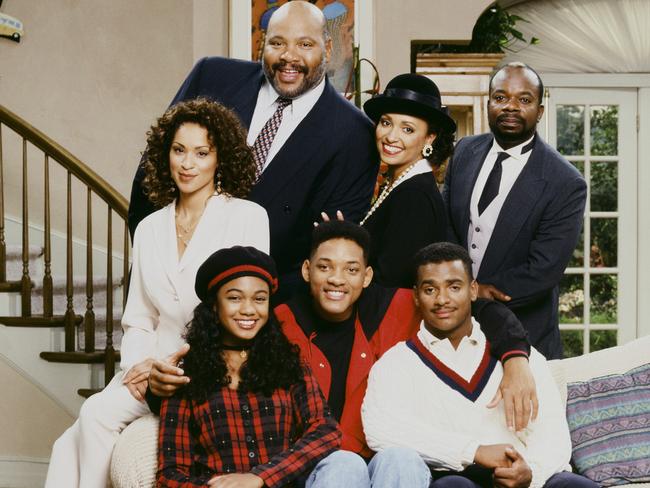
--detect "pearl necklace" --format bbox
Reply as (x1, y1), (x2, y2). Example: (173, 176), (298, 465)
(360, 161), (419, 225)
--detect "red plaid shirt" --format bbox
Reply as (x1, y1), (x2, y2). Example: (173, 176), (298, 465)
(157, 365), (341, 487)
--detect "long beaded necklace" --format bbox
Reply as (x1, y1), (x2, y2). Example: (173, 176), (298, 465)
(360, 161), (419, 225)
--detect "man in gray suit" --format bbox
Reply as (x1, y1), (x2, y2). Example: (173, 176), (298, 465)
(443, 62), (586, 359)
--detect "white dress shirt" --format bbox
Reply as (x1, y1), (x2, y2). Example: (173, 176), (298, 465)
(120, 194), (270, 372)
(468, 135), (535, 277)
(393, 158), (432, 189)
(362, 319), (573, 488)
(246, 78), (326, 172)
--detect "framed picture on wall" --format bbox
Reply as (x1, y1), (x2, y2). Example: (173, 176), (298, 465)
(229, 0), (374, 95)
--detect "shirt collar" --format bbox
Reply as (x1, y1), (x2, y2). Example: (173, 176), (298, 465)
(489, 134), (536, 161)
(417, 318), (485, 350)
(259, 77), (327, 114)
(392, 158), (432, 191)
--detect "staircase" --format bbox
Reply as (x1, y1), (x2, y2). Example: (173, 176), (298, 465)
(0, 104), (130, 398)
(2, 243), (124, 395)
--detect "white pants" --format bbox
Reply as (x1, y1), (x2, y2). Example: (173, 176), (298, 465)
(44, 372), (151, 488)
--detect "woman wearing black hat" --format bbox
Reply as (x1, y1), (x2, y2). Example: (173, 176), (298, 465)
(158, 246), (340, 487)
(362, 73), (456, 288)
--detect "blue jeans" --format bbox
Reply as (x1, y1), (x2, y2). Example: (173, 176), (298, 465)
(430, 471), (599, 488)
(305, 447), (431, 488)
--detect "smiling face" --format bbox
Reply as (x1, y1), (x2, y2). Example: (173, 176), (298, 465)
(262, 2), (331, 99)
(169, 122), (218, 200)
(216, 276), (270, 346)
(375, 113), (436, 177)
(414, 260), (477, 347)
(302, 238), (373, 322)
(488, 67), (544, 149)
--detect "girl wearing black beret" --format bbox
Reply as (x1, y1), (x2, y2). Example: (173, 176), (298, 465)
(157, 246), (341, 487)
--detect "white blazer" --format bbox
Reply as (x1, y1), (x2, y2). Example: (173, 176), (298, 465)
(119, 194), (270, 372)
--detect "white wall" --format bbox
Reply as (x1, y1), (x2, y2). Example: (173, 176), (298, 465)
(0, 0), (229, 243)
(373, 0), (492, 82)
(0, 356), (75, 487)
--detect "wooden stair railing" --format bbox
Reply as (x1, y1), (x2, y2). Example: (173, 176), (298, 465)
(0, 104), (129, 391)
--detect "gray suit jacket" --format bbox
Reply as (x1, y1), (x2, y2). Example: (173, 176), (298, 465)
(443, 133), (586, 359)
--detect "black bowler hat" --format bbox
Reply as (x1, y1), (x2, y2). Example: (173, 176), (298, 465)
(194, 246), (278, 301)
(363, 73), (457, 133)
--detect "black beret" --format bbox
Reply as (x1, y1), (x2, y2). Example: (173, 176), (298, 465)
(194, 246), (278, 301)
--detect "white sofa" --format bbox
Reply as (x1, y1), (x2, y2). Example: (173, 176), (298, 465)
(111, 335), (650, 488)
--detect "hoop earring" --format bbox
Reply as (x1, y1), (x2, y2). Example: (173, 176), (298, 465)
(422, 143), (433, 158)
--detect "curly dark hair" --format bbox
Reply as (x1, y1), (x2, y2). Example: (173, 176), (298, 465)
(182, 297), (304, 401)
(425, 120), (456, 167)
(141, 97), (257, 208)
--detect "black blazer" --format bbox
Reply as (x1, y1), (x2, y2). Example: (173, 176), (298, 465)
(128, 57), (378, 299)
(364, 171), (447, 288)
(443, 133), (586, 359)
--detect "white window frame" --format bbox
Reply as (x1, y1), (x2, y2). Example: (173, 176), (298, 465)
(540, 73), (650, 344)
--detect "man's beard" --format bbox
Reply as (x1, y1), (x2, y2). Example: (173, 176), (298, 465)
(263, 55), (327, 99)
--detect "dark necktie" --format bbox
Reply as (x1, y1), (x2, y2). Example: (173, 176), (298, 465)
(477, 151), (509, 216)
(477, 138), (535, 216)
(251, 97), (292, 177)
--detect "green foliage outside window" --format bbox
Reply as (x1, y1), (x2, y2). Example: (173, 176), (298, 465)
(557, 105), (619, 358)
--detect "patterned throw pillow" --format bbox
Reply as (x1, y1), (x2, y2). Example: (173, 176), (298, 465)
(566, 363), (650, 486)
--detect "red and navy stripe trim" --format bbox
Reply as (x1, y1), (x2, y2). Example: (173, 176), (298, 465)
(405, 336), (497, 402)
(207, 264), (278, 293)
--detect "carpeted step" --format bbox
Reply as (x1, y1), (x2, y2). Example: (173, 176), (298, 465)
(31, 275), (125, 314)
(4, 244), (44, 281)
(76, 309), (124, 351)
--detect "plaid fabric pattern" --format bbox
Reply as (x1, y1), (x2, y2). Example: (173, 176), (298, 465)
(251, 98), (292, 177)
(157, 365), (341, 488)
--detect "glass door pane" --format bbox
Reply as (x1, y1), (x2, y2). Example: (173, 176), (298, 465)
(544, 89), (637, 357)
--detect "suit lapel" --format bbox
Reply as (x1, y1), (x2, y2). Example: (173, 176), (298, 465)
(457, 136), (492, 247)
(152, 203), (181, 295)
(478, 141), (548, 278)
(251, 82), (336, 204)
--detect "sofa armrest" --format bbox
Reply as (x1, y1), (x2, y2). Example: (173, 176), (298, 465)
(110, 414), (158, 488)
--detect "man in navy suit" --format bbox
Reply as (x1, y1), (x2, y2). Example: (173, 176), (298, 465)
(128, 1), (377, 301)
(443, 62), (586, 359)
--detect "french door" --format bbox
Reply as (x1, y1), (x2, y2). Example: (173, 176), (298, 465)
(541, 88), (637, 357)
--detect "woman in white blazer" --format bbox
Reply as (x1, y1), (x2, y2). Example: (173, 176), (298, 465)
(46, 98), (270, 487)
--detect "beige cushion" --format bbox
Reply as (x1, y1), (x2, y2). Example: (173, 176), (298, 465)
(110, 414), (158, 488)
(548, 335), (650, 408)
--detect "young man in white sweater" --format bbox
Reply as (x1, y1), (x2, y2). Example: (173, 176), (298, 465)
(362, 242), (597, 488)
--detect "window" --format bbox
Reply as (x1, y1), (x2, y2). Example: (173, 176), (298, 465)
(544, 89), (637, 357)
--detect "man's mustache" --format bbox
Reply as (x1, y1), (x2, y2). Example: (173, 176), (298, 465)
(271, 61), (309, 74)
(497, 114), (524, 123)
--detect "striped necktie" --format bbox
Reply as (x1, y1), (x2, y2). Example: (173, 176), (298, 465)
(251, 97), (292, 177)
